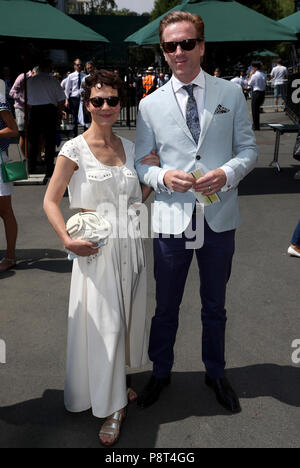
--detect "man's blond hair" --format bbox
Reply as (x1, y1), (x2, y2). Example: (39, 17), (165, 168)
(159, 11), (205, 43)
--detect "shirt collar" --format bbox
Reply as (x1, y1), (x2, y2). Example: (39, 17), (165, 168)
(172, 69), (205, 93)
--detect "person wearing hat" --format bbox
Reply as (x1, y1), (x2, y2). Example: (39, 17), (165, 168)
(142, 67), (157, 98)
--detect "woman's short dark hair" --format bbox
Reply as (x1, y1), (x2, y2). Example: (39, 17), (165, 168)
(82, 69), (126, 107)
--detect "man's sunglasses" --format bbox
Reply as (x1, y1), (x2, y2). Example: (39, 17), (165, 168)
(88, 96), (120, 108)
(161, 38), (202, 54)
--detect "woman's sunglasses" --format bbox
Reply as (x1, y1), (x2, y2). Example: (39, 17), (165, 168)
(161, 38), (202, 54)
(88, 96), (120, 108)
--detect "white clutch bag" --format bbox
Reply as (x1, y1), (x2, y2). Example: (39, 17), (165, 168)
(66, 211), (112, 260)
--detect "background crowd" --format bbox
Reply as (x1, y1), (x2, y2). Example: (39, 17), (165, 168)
(0, 54), (298, 277)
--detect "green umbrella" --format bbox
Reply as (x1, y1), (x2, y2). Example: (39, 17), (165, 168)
(248, 50), (278, 57)
(0, 0), (109, 161)
(0, 0), (109, 42)
(278, 11), (300, 34)
(125, 0), (297, 44)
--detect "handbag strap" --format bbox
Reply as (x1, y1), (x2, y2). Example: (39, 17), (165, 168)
(0, 147), (23, 163)
(16, 144), (23, 162)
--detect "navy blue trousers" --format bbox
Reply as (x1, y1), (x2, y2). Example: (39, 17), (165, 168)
(291, 218), (300, 245)
(149, 217), (235, 380)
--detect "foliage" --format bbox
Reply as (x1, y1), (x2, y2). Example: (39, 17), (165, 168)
(113, 8), (139, 16)
(68, 0), (117, 15)
(237, 0), (294, 20)
(150, 0), (295, 20)
(151, 0), (181, 20)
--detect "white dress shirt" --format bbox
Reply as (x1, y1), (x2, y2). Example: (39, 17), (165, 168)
(248, 71), (266, 92)
(158, 69), (235, 192)
(64, 71), (87, 99)
(231, 77), (243, 88)
(27, 72), (66, 106)
(270, 65), (288, 85)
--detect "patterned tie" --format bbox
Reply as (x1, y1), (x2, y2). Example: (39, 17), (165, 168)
(183, 84), (200, 144)
(78, 72), (82, 90)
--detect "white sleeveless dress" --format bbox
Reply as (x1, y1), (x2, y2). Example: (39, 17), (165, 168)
(60, 134), (148, 418)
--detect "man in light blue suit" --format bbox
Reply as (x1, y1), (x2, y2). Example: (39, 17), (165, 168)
(135, 11), (257, 413)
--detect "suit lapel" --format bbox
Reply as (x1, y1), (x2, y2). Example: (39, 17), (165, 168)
(197, 72), (221, 150)
(160, 80), (196, 145)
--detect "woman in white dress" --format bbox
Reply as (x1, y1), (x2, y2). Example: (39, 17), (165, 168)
(43, 70), (159, 446)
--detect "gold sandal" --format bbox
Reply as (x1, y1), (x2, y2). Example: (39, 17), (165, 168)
(99, 408), (127, 447)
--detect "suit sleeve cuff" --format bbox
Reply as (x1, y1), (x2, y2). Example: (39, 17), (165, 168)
(157, 168), (173, 194)
(220, 165), (236, 192)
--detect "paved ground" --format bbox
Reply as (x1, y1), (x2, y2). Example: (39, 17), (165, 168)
(1, 106), (300, 448)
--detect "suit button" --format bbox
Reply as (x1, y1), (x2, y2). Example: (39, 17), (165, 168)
(196, 155), (201, 160)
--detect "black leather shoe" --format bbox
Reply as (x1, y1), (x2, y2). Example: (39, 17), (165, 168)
(137, 375), (171, 409)
(205, 374), (241, 414)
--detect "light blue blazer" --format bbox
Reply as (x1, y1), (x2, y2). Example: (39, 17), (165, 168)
(135, 71), (258, 235)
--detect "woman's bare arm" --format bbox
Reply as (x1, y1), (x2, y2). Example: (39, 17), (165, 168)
(0, 110), (19, 139)
(43, 155), (99, 257)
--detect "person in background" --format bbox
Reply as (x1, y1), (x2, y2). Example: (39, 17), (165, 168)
(240, 69), (250, 99)
(78, 61), (97, 129)
(0, 86), (19, 273)
(157, 72), (169, 88)
(64, 59), (87, 137)
(27, 59), (65, 181)
(142, 67), (157, 98)
(53, 72), (62, 83)
(230, 69), (244, 88)
(213, 68), (221, 78)
(9, 69), (34, 156)
(288, 220), (300, 257)
(248, 61), (266, 131)
(1, 66), (14, 114)
(270, 58), (288, 111)
(61, 71), (71, 92)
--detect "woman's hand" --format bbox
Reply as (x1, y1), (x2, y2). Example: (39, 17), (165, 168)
(141, 150), (160, 167)
(65, 238), (99, 257)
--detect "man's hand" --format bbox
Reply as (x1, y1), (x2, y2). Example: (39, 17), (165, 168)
(141, 150), (160, 167)
(164, 170), (195, 193)
(194, 169), (226, 196)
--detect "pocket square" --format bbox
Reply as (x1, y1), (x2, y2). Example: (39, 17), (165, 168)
(214, 104), (230, 115)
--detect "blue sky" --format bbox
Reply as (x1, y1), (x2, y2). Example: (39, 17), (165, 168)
(115, 0), (155, 14)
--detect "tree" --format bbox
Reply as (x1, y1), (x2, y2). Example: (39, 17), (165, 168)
(237, 0), (294, 20)
(150, 0), (295, 21)
(113, 8), (139, 16)
(69, 0), (117, 15)
(151, 0), (181, 20)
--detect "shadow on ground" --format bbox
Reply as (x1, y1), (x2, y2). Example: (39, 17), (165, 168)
(0, 249), (71, 276)
(0, 364), (299, 448)
(239, 166), (300, 196)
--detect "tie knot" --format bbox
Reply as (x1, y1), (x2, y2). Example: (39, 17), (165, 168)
(183, 84), (195, 97)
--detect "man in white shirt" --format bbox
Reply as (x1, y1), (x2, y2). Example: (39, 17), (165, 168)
(64, 58), (87, 137)
(248, 61), (266, 130)
(135, 11), (257, 413)
(27, 59), (65, 179)
(230, 69), (244, 89)
(270, 58), (288, 110)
